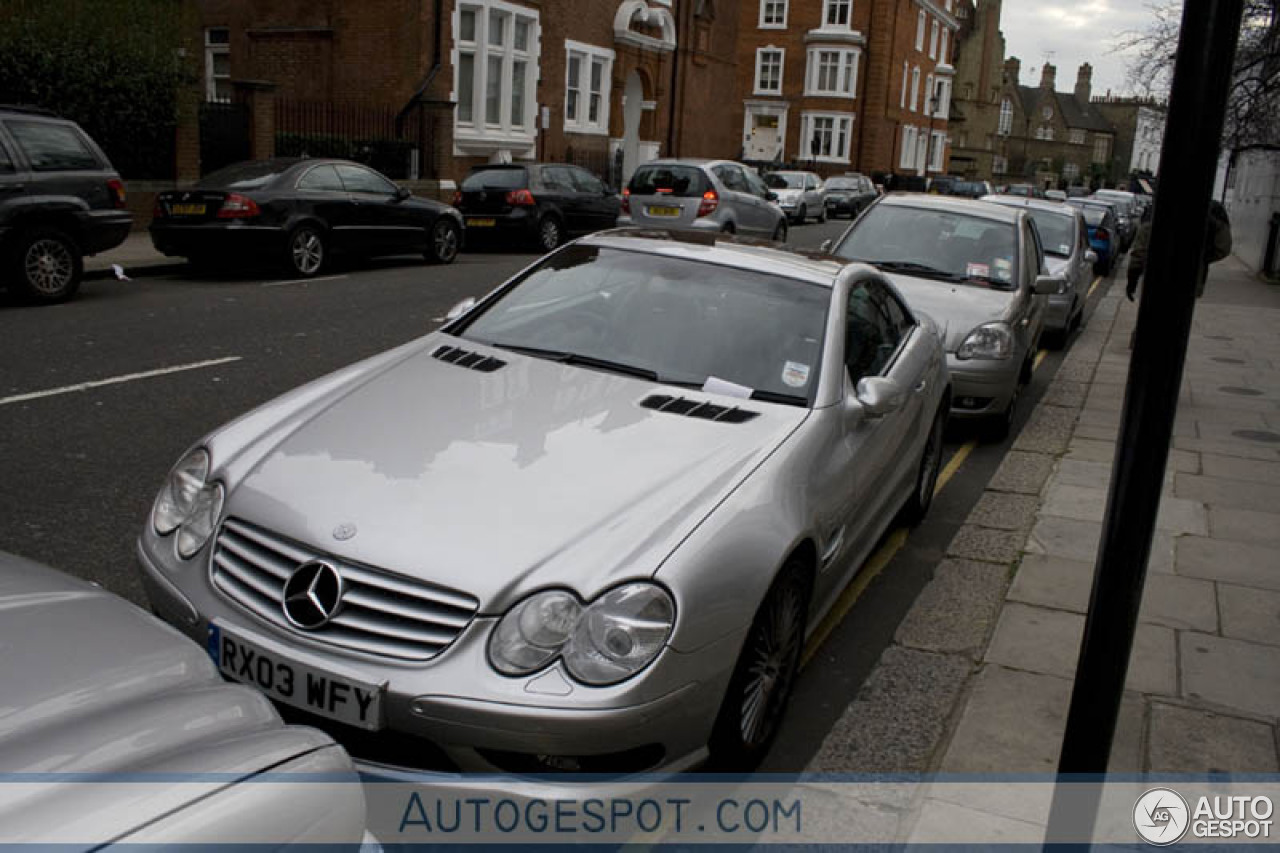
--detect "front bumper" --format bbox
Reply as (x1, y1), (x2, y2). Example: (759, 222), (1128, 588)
(137, 538), (735, 778)
(1044, 293), (1075, 332)
(945, 354), (1021, 419)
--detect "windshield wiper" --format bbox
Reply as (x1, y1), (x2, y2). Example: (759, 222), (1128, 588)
(492, 344), (659, 381)
(865, 260), (961, 281)
(750, 389), (808, 407)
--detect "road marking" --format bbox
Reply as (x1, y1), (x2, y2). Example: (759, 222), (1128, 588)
(935, 440), (975, 495)
(261, 274), (348, 288)
(0, 357), (243, 407)
(1034, 349), (1048, 371)
(1087, 274), (1103, 298)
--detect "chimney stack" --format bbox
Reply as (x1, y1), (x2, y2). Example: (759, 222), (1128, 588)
(1040, 62), (1056, 91)
(1075, 63), (1093, 103)
(1004, 56), (1021, 86)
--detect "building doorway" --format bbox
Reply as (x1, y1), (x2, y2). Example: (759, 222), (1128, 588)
(622, 70), (644, 184)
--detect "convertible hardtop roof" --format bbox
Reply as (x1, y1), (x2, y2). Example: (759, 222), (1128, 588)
(580, 228), (854, 287)
(879, 192), (1021, 224)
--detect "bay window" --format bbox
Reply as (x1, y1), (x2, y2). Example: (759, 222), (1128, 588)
(454, 1), (539, 149)
(801, 112), (854, 162)
(805, 48), (860, 98)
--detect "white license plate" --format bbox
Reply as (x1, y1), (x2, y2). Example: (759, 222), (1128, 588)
(207, 623), (385, 730)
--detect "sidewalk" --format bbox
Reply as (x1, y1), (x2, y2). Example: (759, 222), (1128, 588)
(810, 256), (1280, 828)
(84, 231), (183, 279)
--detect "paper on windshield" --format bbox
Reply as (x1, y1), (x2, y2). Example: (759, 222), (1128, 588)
(702, 376), (754, 399)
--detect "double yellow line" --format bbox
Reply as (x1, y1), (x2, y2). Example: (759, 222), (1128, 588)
(799, 275), (1103, 668)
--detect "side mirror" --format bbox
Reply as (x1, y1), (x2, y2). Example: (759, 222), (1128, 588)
(766, 191), (779, 202)
(1084, 249), (1098, 265)
(395, 186), (412, 202)
(1034, 274), (1065, 296)
(855, 376), (905, 417)
(444, 297), (477, 322)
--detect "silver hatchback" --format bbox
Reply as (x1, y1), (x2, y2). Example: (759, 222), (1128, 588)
(618, 159), (788, 241)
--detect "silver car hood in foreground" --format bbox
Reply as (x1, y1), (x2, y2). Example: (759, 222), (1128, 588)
(0, 552), (362, 844)
(884, 272), (1017, 352)
(221, 334), (809, 611)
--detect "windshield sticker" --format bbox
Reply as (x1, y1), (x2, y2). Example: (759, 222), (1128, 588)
(966, 262), (990, 279)
(782, 361), (811, 388)
(702, 375), (754, 399)
(1058, 243), (1072, 255)
(994, 258), (1013, 281)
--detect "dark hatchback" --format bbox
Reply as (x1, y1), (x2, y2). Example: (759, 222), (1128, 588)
(1066, 200), (1119, 274)
(823, 174), (878, 219)
(454, 163), (620, 252)
(151, 158), (464, 276)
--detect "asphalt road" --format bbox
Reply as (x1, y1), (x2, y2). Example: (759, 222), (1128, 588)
(0, 219), (1114, 773)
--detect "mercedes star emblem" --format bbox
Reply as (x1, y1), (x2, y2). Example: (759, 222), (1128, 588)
(332, 522), (357, 541)
(282, 560), (344, 630)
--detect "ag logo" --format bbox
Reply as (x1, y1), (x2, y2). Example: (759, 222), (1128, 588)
(1134, 788), (1190, 845)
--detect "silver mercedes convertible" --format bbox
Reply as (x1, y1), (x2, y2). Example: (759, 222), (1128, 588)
(138, 229), (950, 778)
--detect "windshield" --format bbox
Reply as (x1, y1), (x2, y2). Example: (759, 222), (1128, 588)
(833, 205), (1019, 289)
(1078, 206), (1109, 226)
(825, 178), (858, 190)
(456, 246), (829, 405)
(1027, 211), (1075, 257)
(197, 160), (294, 190)
(462, 168), (527, 190)
(765, 173), (805, 189)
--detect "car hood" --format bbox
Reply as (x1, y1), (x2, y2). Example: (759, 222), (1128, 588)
(773, 188), (803, 202)
(221, 335), (808, 611)
(884, 272), (1016, 352)
(0, 552), (352, 840)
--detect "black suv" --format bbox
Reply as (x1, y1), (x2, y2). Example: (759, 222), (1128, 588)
(0, 106), (132, 303)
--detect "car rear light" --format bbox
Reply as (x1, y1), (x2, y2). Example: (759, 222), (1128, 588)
(217, 193), (261, 219)
(505, 189), (536, 206)
(107, 178), (127, 209)
(696, 189), (719, 218)
(1097, 228), (1110, 243)
(621, 188), (630, 215)
(452, 190), (463, 206)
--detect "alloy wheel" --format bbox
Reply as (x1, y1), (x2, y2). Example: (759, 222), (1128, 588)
(539, 218), (562, 251)
(918, 410), (944, 509)
(433, 220), (459, 263)
(291, 229), (324, 275)
(24, 238), (74, 295)
(738, 575), (804, 749)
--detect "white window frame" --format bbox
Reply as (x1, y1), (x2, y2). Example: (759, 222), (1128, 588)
(800, 111), (854, 163)
(998, 97), (1013, 135)
(931, 77), (950, 120)
(915, 10), (926, 51)
(900, 62), (909, 109)
(992, 153), (1008, 174)
(759, 0), (788, 29)
(1093, 135), (1109, 163)
(453, 0), (540, 151)
(564, 41), (614, 135)
(929, 19), (939, 60)
(900, 124), (918, 170)
(205, 27), (231, 103)
(805, 47), (860, 98)
(928, 130), (947, 171)
(924, 74), (934, 115)
(910, 66), (921, 112)
(939, 27), (949, 64)
(1069, 128), (1085, 145)
(822, 0), (852, 29)
(755, 47), (785, 95)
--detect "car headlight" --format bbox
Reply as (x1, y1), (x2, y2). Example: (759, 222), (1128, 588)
(151, 448), (225, 558)
(488, 583), (675, 686)
(956, 323), (1014, 360)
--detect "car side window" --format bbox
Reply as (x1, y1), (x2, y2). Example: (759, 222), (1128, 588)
(879, 285), (915, 340)
(743, 169), (770, 198)
(714, 165), (747, 193)
(569, 167), (604, 194)
(846, 284), (902, 383)
(4, 120), (100, 171)
(1024, 221), (1046, 280)
(335, 164), (396, 195)
(541, 166), (576, 192)
(296, 164), (346, 192)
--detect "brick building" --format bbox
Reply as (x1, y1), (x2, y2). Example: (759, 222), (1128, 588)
(1093, 95), (1166, 179)
(194, 0), (738, 185)
(733, 0), (961, 179)
(945, 0), (1005, 179)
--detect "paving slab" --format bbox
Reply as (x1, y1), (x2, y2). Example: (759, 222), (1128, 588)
(1208, 507), (1280, 546)
(965, 491), (1041, 532)
(909, 798), (1043, 844)
(939, 665), (1144, 773)
(1042, 381), (1090, 409)
(1064, 437), (1117, 463)
(1026, 515), (1176, 573)
(1201, 453), (1280, 485)
(1217, 583), (1280, 648)
(1011, 405), (1078, 455)
(987, 450), (1056, 495)
(1008, 553), (1094, 613)
(895, 559), (1010, 656)
(1180, 632), (1280, 717)
(984, 603), (1176, 696)
(946, 525), (1023, 565)
(1173, 436), (1280, 462)
(1177, 407), (1271, 428)
(1174, 473), (1280, 514)
(807, 646), (973, 773)
(1039, 483), (1207, 536)
(1149, 702), (1280, 773)
(1176, 536), (1280, 591)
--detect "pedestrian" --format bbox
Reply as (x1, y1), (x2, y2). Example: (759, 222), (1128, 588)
(1127, 200), (1232, 303)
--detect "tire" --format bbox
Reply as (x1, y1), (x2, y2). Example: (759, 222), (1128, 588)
(901, 403), (947, 524)
(721, 222), (736, 235)
(11, 228), (82, 304)
(709, 560), (809, 770)
(984, 384), (1018, 442)
(794, 204), (806, 225)
(536, 215), (564, 252)
(427, 218), (460, 264)
(772, 220), (788, 243)
(817, 206), (827, 224)
(286, 224), (326, 277)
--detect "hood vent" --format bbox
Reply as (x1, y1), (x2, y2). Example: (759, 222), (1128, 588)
(640, 394), (759, 423)
(432, 345), (507, 373)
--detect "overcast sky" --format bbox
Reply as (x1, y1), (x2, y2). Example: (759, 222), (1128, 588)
(998, 1), (1161, 98)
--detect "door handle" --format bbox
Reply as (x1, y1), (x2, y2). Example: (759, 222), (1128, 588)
(915, 379), (928, 393)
